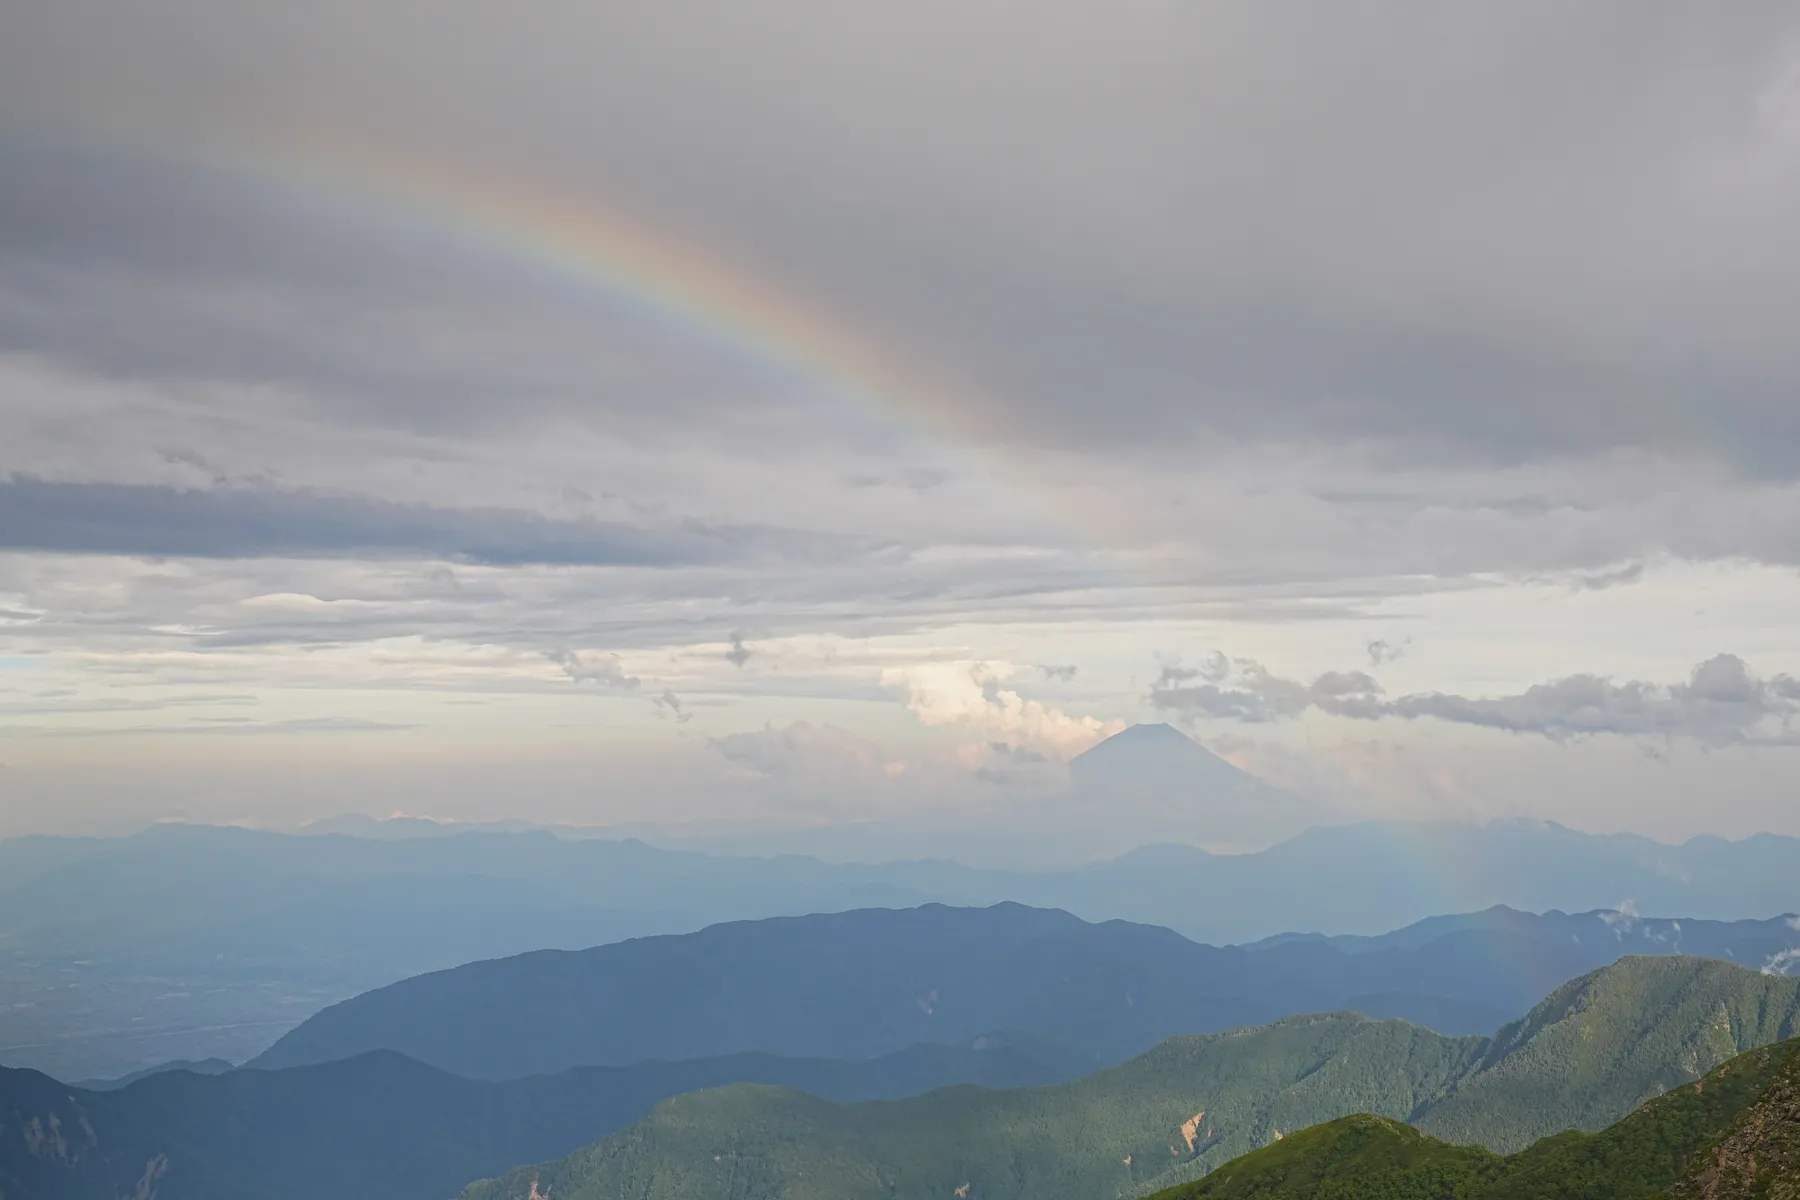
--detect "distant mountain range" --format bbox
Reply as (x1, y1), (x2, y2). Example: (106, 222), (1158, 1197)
(5, 765), (1800, 1079)
(0, 1038), (1088, 1200)
(252, 902), (1800, 1079)
(72, 1058), (234, 1091)
(288, 724), (1320, 859)
(458, 956), (1800, 1200)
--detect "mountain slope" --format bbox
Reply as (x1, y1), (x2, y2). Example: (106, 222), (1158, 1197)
(458, 957), (1800, 1200)
(1666, 1040), (1800, 1198)
(460, 1013), (1479, 1200)
(252, 902), (1800, 1079)
(0, 1039), (1090, 1200)
(1420, 954), (1800, 1151)
(1150, 1035), (1800, 1200)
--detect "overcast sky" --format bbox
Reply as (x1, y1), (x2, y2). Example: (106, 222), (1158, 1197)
(3, 2), (1800, 856)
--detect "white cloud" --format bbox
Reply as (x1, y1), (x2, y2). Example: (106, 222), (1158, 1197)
(882, 660), (1123, 759)
(1763, 947), (1800, 977)
(1600, 900), (1639, 931)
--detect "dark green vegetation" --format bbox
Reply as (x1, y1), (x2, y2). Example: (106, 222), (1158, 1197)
(1151, 1034), (1800, 1200)
(7, 814), (1799, 1080)
(254, 901), (1800, 1080)
(1154, 1118), (1500, 1200)
(0, 1038), (1086, 1200)
(460, 957), (1800, 1200)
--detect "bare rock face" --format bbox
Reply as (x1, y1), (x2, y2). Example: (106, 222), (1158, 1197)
(1671, 1048), (1800, 1199)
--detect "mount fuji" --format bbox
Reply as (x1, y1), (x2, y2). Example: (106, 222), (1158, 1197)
(1065, 723), (1318, 848)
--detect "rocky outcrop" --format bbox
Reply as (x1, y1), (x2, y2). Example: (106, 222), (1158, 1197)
(1670, 1049), (1800, 1199)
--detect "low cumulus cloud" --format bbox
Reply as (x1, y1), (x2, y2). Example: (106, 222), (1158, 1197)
(1366, 639), (1408, 667)
(547, 648), (640, 690)
(652, 689), (691, 722)
(725, 632), (754, 668)
(552, 647), (693, 722)
(1149, 659), (1385, 724)
(709, 721), (888, 780)
(1152, 652), (1800, 747)
(883, 660), (1123, 758)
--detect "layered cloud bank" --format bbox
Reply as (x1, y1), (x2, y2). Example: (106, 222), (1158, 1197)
(3, 3), (1800, 844)
(1153, 653), (1800, 747)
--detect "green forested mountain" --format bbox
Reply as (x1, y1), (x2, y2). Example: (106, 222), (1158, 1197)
(1414, 950), (1800, 1151)
(461, 957), (1800, 1200)
(1150, 1034), (1800, 1200)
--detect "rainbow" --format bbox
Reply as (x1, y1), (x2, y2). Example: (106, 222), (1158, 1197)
(160, 124), (1147, 547)
(61, 122), (1162, 556)
(228, 127), (988, 455)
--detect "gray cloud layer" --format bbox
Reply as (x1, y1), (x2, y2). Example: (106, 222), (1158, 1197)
(1153, 653), (1800, 746)
(0, 477), (867, 567)
(7, 3), (1800, 474)
(1, 5), (1800, 593)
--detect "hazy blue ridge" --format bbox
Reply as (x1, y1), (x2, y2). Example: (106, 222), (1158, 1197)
(0, 1037), (1090, 1200)
(251, 901), (1800, 1080)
